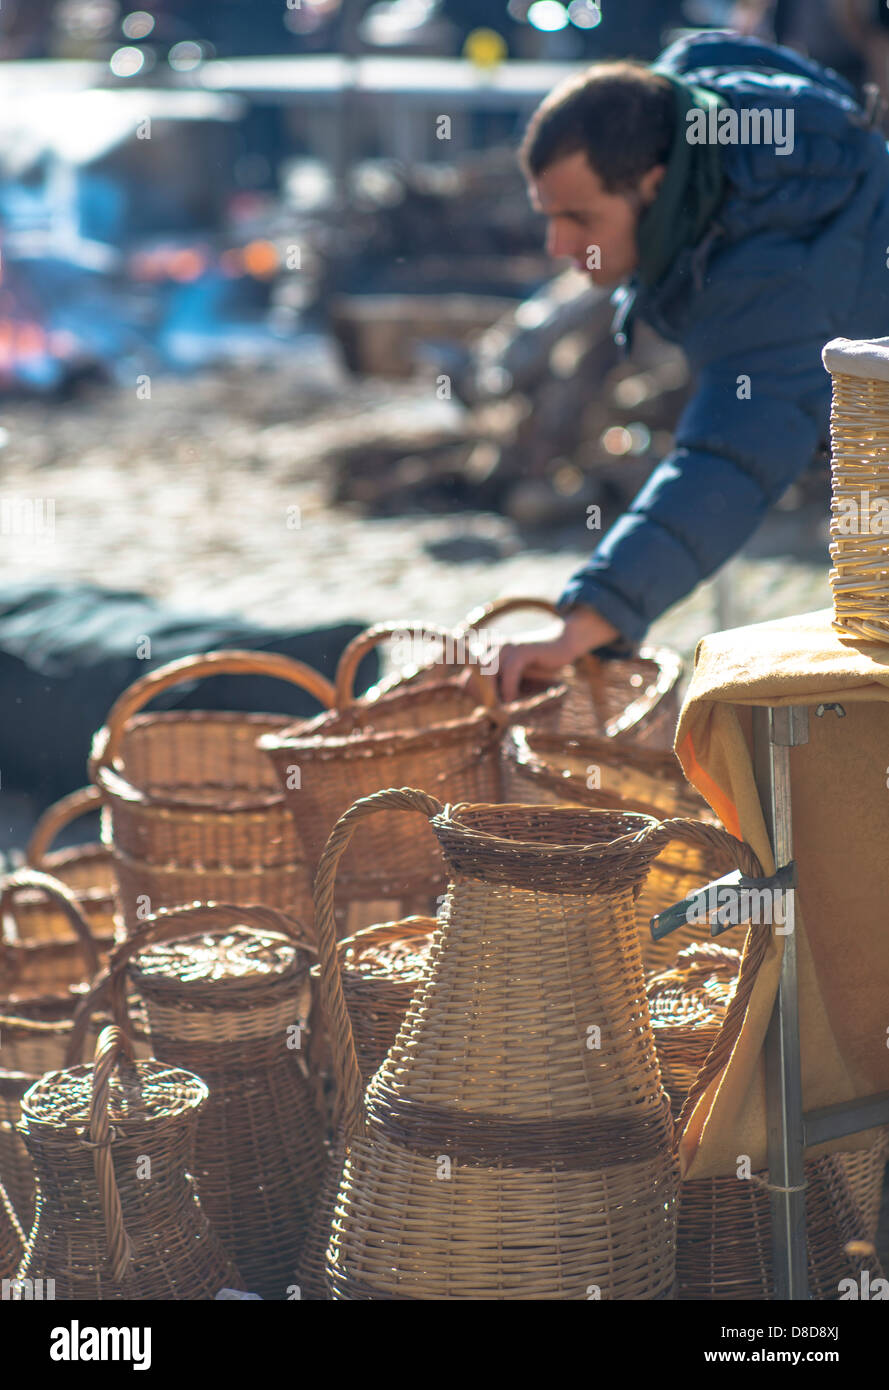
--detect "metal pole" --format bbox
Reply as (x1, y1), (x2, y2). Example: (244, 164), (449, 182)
(752, 704), (809, 1300)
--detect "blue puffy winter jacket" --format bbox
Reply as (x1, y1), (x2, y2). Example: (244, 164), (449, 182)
(557, 31), (889, 644)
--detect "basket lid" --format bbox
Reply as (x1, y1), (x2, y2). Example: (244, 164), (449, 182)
(129, 927), (307, 993)
(822, 337), (889, 382)
(341, 928), (434, 984)
(20, 1057), (207, 1130)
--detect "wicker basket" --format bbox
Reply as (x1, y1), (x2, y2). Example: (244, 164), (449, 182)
(308, 790), (765, 1299)
(823, 337), (889, 643)
(25, 787), (118, 946)
(0, 872), (150, 1234)
(0, 1178), (23, 1280)
(298, 916), (436, 1300)
(79, 903), (327, 1301)
(458, 597), (682, 745)
(17, 1025), (242, 1299)
(500, 727), (730, 975)
(260, 624), (512, 930)
(647, 942), (889, 1299)
(89, 650), (335, 936)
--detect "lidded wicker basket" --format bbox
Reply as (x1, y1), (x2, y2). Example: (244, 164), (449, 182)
(17, 1025), (242, 1300)
(823, 337), (889, 643)
(88, 651), (335, 936)
(309, 790), (757, 1299)
(82, 903), (327, 1301)
(647, 942), (889, 1299)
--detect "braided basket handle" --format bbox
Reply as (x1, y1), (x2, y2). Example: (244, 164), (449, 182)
(314, 787), (445, 1137)
(334, 622), (500, 713)
(90, 649), (337, 777)
(25, 786), (104, 868)
(0, 867), (101, 979)
(458, 595), (604, 695)
(649, 817), (764, 879)
(64, 902), (316, 1067)
(89, 1025), (136, 1283)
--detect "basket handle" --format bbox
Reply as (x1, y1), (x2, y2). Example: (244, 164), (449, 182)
(646, 817), (763, 879)
(88, 1024), (137, 1283)
(26, 786), (104, 868)
(458, 595), (602, 686)
(313, 787), (444, 1138)
(64, 902), (317, 1067)
(333, 622), (500, 712)
(89, 649), (337, 776)
(0, 868), (102, 979)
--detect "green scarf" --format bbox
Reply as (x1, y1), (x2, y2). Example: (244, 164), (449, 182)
(635, 71), (727, 291)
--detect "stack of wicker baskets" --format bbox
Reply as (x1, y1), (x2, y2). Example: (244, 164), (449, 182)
(647, 943), (889, 1299)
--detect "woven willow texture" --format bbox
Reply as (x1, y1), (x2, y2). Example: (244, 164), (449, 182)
(828, 371), (889, 642)
(89, 651), (333, 935)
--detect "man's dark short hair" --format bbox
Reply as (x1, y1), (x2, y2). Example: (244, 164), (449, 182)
(520, 61), (675, 192)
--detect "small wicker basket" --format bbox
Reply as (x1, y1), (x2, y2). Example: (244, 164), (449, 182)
(88, 650), (335, 936)
(823, 337), (889, 643)
(17, 1025), (242, 1299)
(24, 787), (118, 946)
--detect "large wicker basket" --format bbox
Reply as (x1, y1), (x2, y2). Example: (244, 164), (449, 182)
(88, 650), (335, 936)
(259, 625), (514, 932)
(310, 790), (766, 1299)
(75, 903), (327, 1301)
(647, 942), (889, 1299)
(500, 726), (729, 975)
(17, 1025), (242, 1299)
(298, 915), (436, 1300)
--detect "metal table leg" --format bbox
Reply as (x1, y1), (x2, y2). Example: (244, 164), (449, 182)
(752, 705), (809, 1300)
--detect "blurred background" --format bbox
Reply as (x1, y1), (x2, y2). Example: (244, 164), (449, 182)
(0, 0), (886, 845)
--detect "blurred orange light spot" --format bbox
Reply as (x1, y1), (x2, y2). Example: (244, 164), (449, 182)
(242, 240), (279, 278)
(169, 248), (207, 282)
(602, 426), (632, 456)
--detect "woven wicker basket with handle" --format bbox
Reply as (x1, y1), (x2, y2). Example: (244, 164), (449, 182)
(312, 789), (761, 1299)
(25, 786), (117, 946)
(67, 903), (326, 1301)
(260, 624), (513, 933)
(89, 650), (335, 936)
(17, 1025), (242, 1299)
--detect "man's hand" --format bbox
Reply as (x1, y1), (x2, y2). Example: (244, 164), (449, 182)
(497, 605), (622, 702)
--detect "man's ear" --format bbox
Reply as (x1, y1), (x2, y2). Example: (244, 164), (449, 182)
(639, 163), (667, 207)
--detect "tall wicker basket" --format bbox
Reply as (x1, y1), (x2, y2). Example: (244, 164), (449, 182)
(17, 1026), (242, 1300)
(647, 943), (889, 1299)
(501, 726), (729, 975)
(312, 789), (761, 1299)
(88, 651), (335, 936)
(823, 336), (889, 643)
(70, 904), (327, 1301)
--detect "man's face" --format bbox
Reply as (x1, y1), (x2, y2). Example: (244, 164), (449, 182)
(529, 150), (664, 288)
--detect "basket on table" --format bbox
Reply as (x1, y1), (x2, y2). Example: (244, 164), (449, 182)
(68, 903), (327, 1301)
(17, 1025), (242, 1300)
(25, 786), (118, 946)
(501, 725), (728, 975)
(823, 337), (889, 643)
(0, 870), (148, 1233)
(311, 792), (764, 1299)
(456, 596), (682, 745)
(260, 624), (532, 936)
(298, 915), (436, 1301)
(647, 942), (889, 1299)
(88, 651), (335, 938)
